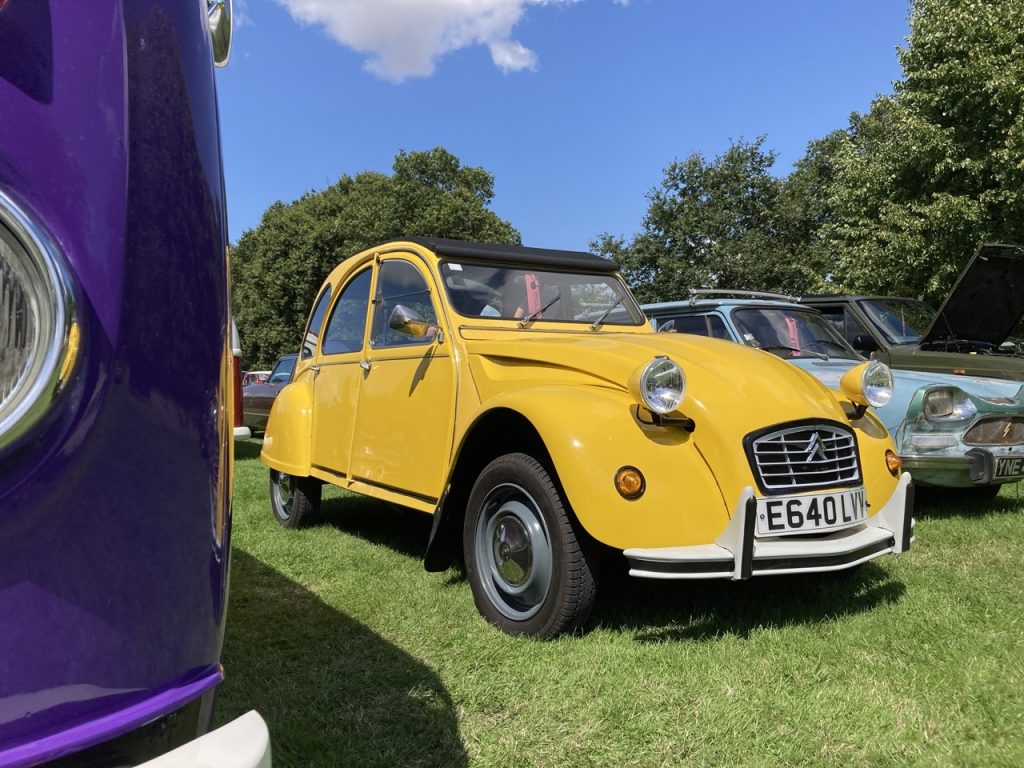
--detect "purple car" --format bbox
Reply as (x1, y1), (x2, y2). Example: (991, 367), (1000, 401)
(0, 2), (268, 766)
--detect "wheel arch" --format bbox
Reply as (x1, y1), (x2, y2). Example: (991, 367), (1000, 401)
(425, 407), (554, 571)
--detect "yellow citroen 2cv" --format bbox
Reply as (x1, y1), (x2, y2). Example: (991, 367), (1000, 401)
(261, 238), (913, 638)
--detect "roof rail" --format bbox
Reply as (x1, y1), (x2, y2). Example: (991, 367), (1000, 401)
(686, 288), (795, 305)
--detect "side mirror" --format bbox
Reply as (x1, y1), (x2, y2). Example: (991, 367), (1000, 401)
(388, 305), (437, 338)
(208, 0), (233, 67)
(852, 334), (879, 353)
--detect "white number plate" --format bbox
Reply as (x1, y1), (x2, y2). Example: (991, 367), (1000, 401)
(993, 456), (1024, 481)
(756, 487), (867, 536)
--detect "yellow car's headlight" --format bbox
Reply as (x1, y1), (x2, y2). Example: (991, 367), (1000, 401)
(629, 356), (686, 414)
(840, 360), (893, 409)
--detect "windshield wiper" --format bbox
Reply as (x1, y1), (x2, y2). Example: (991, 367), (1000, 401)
(591, 296), (625, 330)
(758, 344), (829, 361)
(518, 292), (561, 326)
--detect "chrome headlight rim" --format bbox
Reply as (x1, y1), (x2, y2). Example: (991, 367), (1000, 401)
(0, 188), (77, 453)
(922, 386), (978, 423)
(861, 360), (893, 408)
(632, 356), (686, 415)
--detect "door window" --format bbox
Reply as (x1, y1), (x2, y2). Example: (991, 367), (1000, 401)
(372, 260), (438, 348)
(322, 268), (372, 355)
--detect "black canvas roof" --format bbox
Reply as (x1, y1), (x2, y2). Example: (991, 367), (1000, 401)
(408, 237), (619, 273)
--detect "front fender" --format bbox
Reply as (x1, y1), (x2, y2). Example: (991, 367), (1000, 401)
(477, 387), (731, 550)
(260, 375), (314, 478)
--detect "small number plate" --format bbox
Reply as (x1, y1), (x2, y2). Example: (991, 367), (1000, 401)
(993, 456), (1024, 481)
(756, 487), (867, 536)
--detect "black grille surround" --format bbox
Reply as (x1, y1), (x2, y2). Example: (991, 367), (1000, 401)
(743, 419), (863, 496)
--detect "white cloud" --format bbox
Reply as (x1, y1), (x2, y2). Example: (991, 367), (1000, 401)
(274, 0), (594, 82)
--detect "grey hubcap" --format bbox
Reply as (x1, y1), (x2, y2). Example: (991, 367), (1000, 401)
(475, 483), (553, 621)
(273, 471), (294, 519)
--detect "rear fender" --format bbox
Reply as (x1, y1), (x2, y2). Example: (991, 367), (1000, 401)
(260, 376), (313, 477)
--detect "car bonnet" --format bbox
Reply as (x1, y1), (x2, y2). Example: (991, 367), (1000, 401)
(920, 243), (1024, 346)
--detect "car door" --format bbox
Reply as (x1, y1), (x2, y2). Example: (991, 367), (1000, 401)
(310, 265), (374, 482)
(348, 255), (456, 505)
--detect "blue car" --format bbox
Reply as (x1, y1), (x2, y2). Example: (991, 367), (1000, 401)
(643, 292), (1024, 499)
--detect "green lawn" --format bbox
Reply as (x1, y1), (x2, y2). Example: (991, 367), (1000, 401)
(217, 439), (1024, 767)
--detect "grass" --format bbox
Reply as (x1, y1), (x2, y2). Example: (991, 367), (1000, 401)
(216, 439), (1024, 767)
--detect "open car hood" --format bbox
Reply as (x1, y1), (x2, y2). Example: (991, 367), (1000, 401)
(921, 243), (1024, 346)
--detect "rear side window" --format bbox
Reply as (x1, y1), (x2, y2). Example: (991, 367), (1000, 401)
(322, 269), (373, 355)
(301, 286), (332, 359)
(658, 313), (731, 340)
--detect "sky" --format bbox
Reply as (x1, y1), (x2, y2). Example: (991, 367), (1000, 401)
(217, 0), (910, 252)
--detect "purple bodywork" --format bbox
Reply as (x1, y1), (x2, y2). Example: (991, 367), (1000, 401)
(0, 2), (232, 764)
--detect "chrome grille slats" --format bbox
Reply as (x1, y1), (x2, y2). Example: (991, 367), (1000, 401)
(749, 423), (861, 492)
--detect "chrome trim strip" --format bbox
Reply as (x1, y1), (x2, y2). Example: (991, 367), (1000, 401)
(0, 188), (77, 452)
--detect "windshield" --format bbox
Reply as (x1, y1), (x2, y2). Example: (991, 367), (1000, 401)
(439, 262), (645, 325)
(731, 307), (860, 360)
(269, 355), (296, 384)
(859, 298), (935, 344)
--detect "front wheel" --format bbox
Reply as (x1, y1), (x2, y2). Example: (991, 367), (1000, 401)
(463, 453), (597, 639)
(269, 469), (321, 528)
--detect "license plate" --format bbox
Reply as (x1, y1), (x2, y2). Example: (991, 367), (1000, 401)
(756, 487), (867, 536)
(994, 456), (1024, 481)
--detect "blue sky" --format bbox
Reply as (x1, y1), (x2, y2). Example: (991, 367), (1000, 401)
(218, 0), (910, 252)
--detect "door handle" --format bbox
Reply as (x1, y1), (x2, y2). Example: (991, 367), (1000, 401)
(360, 360), (371, 371)
(310, 365), (321, 372)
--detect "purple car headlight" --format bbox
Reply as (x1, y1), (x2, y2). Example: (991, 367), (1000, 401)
(0, 189), (76, 451)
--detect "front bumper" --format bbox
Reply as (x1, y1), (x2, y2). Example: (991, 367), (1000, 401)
(139, 711), (271, 768)
(902, 446), (1024, 488)
(624, 473), (914, 579)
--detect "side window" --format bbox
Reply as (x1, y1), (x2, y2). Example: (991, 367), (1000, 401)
(322, 269), (372, 355)
(301, 286), (332, 359)
(658, 313), (731, 339)
(372, 260), (437, 348)
(817, 305), (870, 345)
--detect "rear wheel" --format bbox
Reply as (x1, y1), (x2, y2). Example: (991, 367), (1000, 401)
(463, 453), (597, 639)
(269, 469), (321, 528)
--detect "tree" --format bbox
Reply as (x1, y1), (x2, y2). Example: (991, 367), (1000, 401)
(232, 148), (520, 367)
(825, 0), (1024, 303)
(599, 138), (820, 303)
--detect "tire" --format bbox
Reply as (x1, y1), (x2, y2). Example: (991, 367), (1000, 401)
(463, 453), (597, 639)
(269, 469), (321, 528)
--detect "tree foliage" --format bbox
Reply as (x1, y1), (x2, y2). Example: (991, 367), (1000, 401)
(597, 138), (822, 303)
(232, 148), (519, 367)
(824, 0), (1024, 303)
(608, 0), (1024, 306)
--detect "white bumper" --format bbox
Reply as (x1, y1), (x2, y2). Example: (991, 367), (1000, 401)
(624, 472), (914, 579)
(138, 711), (271, 768)
(234, 425), (252, 439)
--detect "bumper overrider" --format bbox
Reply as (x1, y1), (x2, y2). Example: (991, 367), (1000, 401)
(624, 473), (914, 579)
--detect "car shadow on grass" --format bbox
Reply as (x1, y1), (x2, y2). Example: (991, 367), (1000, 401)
(233, 438), (264, 461)
(317, 494), (433, 562)
(217, 549), (467, 768)
(592, 560), (905, 644)
(914, 485), (1024, 519)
